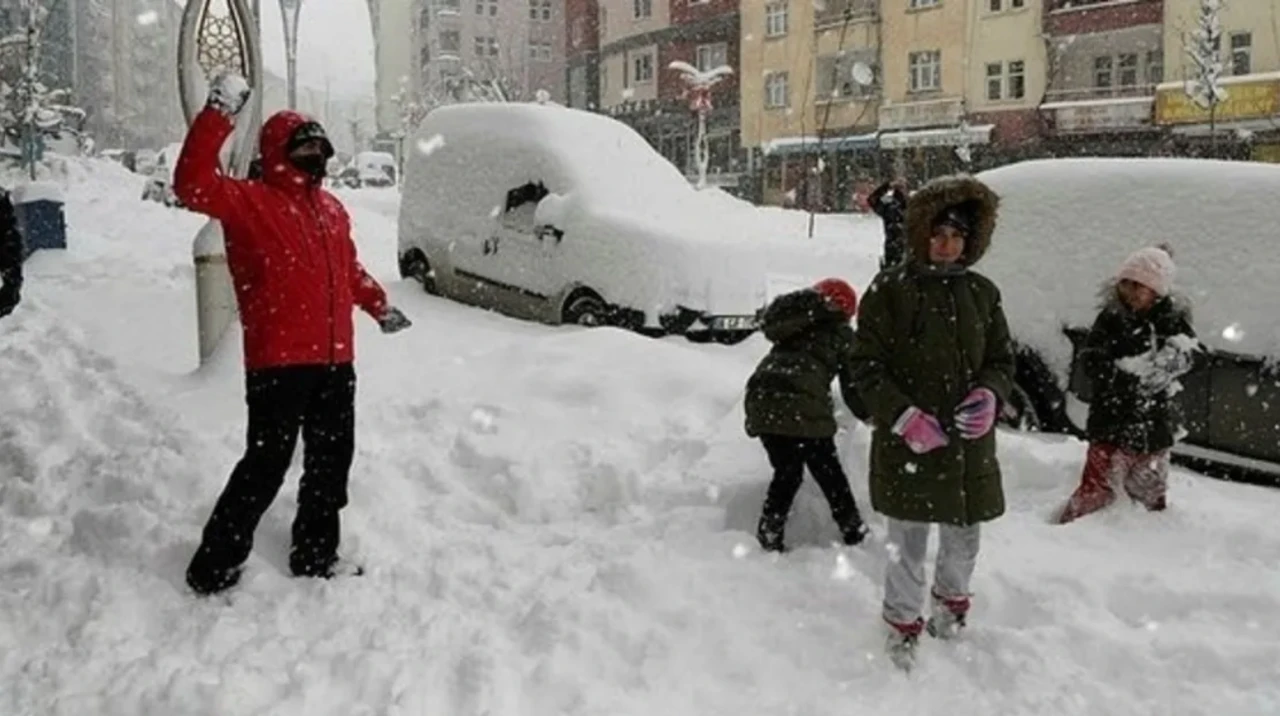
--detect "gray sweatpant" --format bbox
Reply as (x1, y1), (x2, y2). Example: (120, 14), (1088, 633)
(882, 518), (981, 626)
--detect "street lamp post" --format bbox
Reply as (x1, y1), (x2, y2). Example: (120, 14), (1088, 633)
(279, 0), (302, 109)
(177, 0), (264, 366)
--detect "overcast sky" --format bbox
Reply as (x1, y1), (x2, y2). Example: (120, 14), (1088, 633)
(256, 0), (377, 100)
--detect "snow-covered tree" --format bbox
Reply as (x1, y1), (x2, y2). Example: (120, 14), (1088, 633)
(1184, 0), (1228, 149)
(0, 1), (85, 178)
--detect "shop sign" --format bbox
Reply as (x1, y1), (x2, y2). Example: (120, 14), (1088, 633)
(1053, 101), (1152, 132)
(879, 97), (964, 131)
(1156, 79), (1280, 125)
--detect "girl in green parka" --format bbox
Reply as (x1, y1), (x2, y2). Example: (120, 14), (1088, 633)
(744, 278), (869, 553)
(848, 175), (1015, 670)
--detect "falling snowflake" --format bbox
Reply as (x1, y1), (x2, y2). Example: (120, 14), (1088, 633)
(1246, 383), (1259, 397)
(905, 462), (918, 475)
(732, 543), (750, 559)
(705, 485), (721, 502)
(1222, 322), (1245, 342)
(137, 10), (159, 26)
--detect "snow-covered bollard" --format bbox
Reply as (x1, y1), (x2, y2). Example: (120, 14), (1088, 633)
(12, 180), (66, 255)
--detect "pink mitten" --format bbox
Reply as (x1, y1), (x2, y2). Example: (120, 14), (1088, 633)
(955, 387), (997, 440)
(893, 407), (950, 454)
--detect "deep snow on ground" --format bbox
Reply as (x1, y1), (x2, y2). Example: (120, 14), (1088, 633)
(2, 159), (1279, 716)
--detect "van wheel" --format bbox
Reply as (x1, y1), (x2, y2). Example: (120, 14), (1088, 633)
(399, 249), (438, 295)
(563, 290), (609, 327)
(1001, 382), (1043, 432)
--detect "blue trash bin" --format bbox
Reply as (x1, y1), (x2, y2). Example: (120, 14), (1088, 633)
(13, 183), (66, 257)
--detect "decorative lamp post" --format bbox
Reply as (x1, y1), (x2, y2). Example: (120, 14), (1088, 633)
(668, 60), (733, 190)
(178, 0), (264, 366)
(279, 0), (302, 109)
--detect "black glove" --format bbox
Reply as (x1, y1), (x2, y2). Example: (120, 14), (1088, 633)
(0, 282), (19, 318)
(378, 306), (411, 334)
(207, 73), (251, 117)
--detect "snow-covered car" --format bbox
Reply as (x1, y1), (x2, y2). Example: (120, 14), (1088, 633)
(354, 151), (396, 187)
(140, 143), (183, 208)
(397, 103), (787, 340)
(978, 157), (1280, 479)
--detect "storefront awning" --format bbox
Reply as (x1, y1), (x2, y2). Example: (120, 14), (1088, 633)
(877, 124), (993, 149)
(762, 132), (879, 156)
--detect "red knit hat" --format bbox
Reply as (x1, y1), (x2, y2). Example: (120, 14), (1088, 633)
(813, 278), (858, 319)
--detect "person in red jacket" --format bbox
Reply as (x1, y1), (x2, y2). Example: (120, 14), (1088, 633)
(177, 74), (412, 596)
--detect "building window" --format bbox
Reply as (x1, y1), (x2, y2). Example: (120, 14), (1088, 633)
(1147, 49), (1163, 84)
(908, 50), (941, 92)
(765, 71), (789, 108)
(1118, 53), (1138, 87)
(474, 36), (499, 57)
(437, 0), (460, 9)
(419, 8), (432, 32)
(696, 43), (727, 72)
(439, 29), (461, 54)
(766, 2), (788, 37)
(1008, 60), (1025, 99)
(988, 0), (1025, 9)
(909, 0), (940, 9)
(419, 44), (432, 69)
(1230, 32), (1252, 76)
(634, 0), (651, 19)
(475, 0), (497, 16)
(529, 0), (552, 21)
(633, 52), (654, 83)
(986, 62), (1003, 100)
(1093, 55), (1112, 89)
(529, 39), (552, 61)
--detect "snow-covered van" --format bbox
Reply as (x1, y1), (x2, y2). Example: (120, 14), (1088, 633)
(396, 103), (775, 340)
(978, 158), (1280, 479)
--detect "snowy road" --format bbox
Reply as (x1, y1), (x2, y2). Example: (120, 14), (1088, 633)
(2, 159), (1278, 716)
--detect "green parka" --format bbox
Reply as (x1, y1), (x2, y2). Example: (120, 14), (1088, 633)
(744, 289), (867, 439)
(849, 175), (1016, 526)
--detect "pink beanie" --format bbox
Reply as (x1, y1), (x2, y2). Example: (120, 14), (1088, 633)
(1117, 245), (1175, 296)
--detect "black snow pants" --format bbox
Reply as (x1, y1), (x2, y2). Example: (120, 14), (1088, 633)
(757, 435), (865, 551)
(187, 364), (356, 593)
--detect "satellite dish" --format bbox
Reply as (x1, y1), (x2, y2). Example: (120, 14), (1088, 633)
(851, 61), (874, 86)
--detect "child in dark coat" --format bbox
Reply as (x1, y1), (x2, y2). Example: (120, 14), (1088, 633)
(744, 278), (868, 552)
(1058, 245), (1203, 524)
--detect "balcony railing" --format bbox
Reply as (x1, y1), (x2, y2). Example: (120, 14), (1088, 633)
(815, 0), (878, 29)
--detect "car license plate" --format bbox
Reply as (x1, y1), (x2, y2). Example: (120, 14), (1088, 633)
(713, 315), (758, 331)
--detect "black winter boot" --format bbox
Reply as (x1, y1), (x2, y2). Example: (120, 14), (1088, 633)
(757, 511), (787, 553)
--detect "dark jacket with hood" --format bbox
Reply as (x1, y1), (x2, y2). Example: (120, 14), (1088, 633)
(174, 107), (389, 370)
(868, 181), (907, 268)
(0, 189), (22, 314)
(849, 175), (1015, 526)
(1081, 287), (1201, 454)
(744, 289), (867, 439)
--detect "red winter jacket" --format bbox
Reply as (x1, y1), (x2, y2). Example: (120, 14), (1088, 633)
(174, 107), (389, 370)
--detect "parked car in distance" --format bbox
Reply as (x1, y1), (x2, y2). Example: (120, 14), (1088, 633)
(977, 157), (1280, 483)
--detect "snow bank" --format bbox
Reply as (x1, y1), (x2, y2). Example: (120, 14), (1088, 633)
(979, 158), (1280, 372)
(7, 159), (1279, 715)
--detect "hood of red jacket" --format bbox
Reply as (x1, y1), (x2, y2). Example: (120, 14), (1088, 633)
(259, 110), (324, 191)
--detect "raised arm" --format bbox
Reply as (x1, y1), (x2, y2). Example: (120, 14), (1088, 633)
(173, 74), (252, 221)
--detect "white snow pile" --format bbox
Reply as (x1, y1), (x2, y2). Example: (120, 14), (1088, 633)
(2, 158), (1280, 715)
(979, 157), (1280, 375)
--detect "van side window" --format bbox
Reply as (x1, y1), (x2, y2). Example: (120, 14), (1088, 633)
(501, 181), (549, 233)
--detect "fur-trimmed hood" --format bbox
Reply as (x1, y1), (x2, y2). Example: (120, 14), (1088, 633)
(903, 174), (1000, 267)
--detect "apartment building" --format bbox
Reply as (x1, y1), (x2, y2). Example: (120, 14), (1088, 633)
(565, 0), (601, 109)
(967, 0), (1048, 162)
(741, 0), (882, 208)
(1040, 0), (1164, 156)
(1159, 0), (1280, 160)
(596, 0), (742, 188)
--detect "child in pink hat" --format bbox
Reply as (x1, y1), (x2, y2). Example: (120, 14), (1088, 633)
(1057, 244), (1203, 523)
